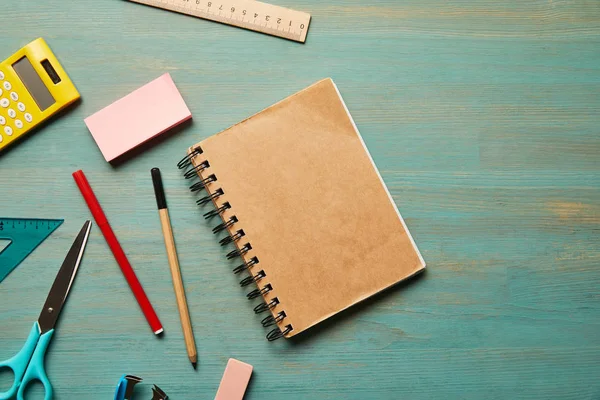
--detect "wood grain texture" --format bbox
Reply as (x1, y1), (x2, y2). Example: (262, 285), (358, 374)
(0, 0), (599, 399)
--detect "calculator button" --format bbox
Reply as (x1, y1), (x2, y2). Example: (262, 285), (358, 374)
(24, 113), (33, 123)
(0, 71), (4, 80)
(10, 92), (18, 101)
(0, 89), (2, 97)
(3, 81), (11, 91)
(17, 102), (25, 112)
(14, 119), (23, 129)
(0, 134), (3, 143)
(4, 126), (13, 136)
(0, 116), (5, 125)
(8, 109), (16, 119)
(0, 98), (8, 108)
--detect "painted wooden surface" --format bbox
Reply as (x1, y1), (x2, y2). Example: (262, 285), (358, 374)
(1, 0), (599, 398)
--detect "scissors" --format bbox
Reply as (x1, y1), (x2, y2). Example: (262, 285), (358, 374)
(0, 221), (92, 400)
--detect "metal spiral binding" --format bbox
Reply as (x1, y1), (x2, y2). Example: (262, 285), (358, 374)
(204, 202), (231, 219)
(226, 243), (252, 259)
(220, 229), (245, 246)
(177, 146), (203, 169)
(233, 256), (259, 274)
(178, 147), (293, 341)
(197, 188), (224, 206)
(240, 270), (266, 287)
(213, 216), (238, 234)
(247, 284), (272, 300)
(254, 298), (279, 313)
(261, 311), (286, 327)
(267, 325), (293, 341)
(184, 160), (210, 179)
(190, 174), (217, 193)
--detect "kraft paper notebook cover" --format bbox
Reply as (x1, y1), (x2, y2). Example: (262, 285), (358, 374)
(178, 78), (425, 340)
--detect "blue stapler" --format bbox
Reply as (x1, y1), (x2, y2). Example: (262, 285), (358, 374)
(114, 374), (168, 400)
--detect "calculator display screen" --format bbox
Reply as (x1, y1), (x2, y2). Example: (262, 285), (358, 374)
(12, 56), (56, 111)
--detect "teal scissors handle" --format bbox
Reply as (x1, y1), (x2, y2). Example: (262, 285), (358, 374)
(0, 322), (54, 400)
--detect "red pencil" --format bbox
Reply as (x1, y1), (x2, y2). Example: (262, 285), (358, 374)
(73, 170), (164, 335)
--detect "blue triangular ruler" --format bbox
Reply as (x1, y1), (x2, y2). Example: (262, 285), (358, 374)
(0, 218), (63, 283)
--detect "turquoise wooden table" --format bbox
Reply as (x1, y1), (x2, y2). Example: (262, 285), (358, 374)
(1, 0), (599, 398)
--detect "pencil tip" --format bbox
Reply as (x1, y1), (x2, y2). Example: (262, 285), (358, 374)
(192, 362), (197, 369)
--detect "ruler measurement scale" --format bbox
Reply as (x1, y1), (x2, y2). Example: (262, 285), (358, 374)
(127, 0), (311, 43)
(0, 218), (64, 283)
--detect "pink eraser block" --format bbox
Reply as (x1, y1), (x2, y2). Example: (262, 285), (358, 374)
(215, 358), (253, 400)
(84, 73), (191, 162)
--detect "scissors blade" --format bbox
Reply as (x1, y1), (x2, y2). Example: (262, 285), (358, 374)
(37, 221), (92, 334)
(152, 385), (168, 400)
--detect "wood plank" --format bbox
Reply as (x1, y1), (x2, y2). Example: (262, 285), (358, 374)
(0, 0), (599, 398)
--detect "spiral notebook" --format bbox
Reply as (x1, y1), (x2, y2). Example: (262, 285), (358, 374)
(178, 78), (425, 340)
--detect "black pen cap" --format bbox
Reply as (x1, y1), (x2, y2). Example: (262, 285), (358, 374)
(151, 167), (167, 209)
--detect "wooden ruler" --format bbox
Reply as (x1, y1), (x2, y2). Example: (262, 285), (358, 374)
(127, 0), (311, 43)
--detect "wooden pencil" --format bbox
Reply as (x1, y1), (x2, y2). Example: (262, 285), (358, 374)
(151, 167), (198, 367)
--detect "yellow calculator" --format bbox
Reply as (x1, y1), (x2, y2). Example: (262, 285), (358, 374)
(0, 38), (79, 151)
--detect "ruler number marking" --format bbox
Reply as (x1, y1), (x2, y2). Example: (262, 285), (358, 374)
(138, 0), (309, 42)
